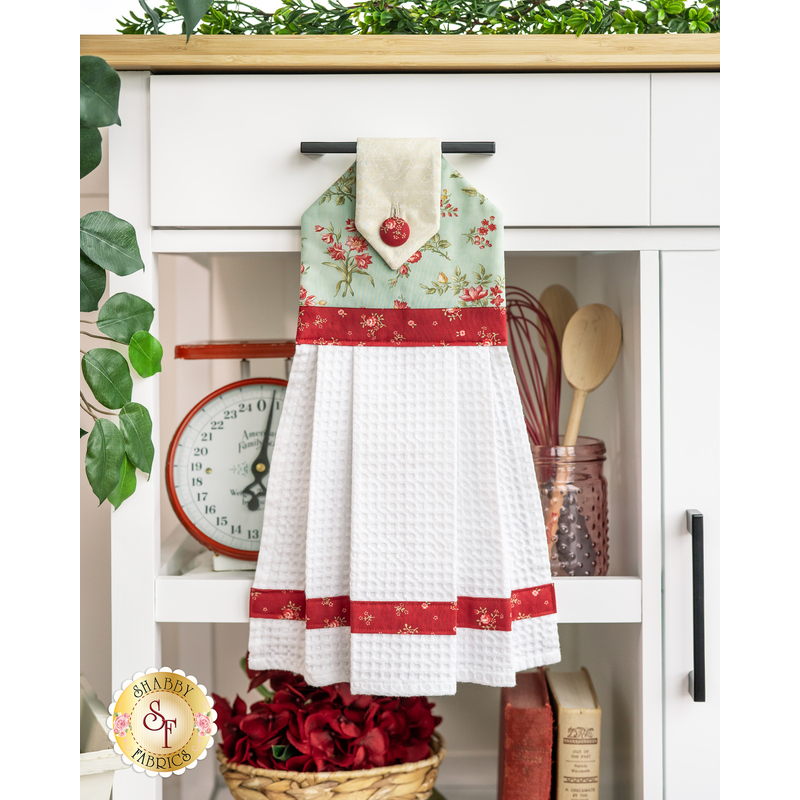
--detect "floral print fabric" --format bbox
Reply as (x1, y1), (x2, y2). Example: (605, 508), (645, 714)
(299, 159), (506, 314)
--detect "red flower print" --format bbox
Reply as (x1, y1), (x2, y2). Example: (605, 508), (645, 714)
(478, 227), (488, 236)
(354, 253), (372, 270)
(488, 223), (497, 231)
(481, 219), (490, 226)
(321, 232), (335, 244)
(490, 285), (504, 307)
(479, 613), (491, 626)
(477, 326), (501, 346)
(327, 244), (346, 261)
(459, 286), (489, 304)
(359, 313), (386, 339)
(314, 225), (325, 232)
(397, 263), (409, 276)
(281, 602), (302, 620)
(345, 218), (357, 233)
(407, 251), (422, 264)
(394, 300), (408, 309)
(346, 235), (368, 253)
(382, 218), (398, 231)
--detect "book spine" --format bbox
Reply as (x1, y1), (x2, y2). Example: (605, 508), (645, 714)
(500, 707), (552, 800)
(554, 707), (601, 800)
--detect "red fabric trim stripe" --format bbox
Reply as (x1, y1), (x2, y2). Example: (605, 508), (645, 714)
(249, 589), (306, 621)
(295, 305), (508, 347)
(249, 584), (556, 633)
(351, 601), (457, 635)
(307, 596), (350, 630)
(511, 583), (557, 622)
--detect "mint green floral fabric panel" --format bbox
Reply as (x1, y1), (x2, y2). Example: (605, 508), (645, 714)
(299, 158), (506, 311)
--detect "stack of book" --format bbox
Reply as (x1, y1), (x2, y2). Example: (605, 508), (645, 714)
(498, 666), (601, 800)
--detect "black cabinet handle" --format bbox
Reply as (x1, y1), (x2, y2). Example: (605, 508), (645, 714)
(685, 510), (706, 702)
(300, 141), (496, 155)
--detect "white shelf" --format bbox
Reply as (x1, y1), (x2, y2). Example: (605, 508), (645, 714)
(151, 225), (720, 255)
(156, 530), (642, 625)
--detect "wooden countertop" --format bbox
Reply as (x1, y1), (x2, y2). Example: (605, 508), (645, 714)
(80, 33), (719, 73)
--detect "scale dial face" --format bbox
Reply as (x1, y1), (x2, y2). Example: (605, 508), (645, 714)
(166, 378), (287, 560)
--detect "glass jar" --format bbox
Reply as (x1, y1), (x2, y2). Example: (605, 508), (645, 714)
(532, 436), (609, 577)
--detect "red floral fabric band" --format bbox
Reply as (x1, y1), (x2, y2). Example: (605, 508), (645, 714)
(295, 305), (508, 347)
(249, 584), (556, 634)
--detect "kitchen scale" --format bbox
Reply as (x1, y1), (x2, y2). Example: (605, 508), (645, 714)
(166, 340), (295, 572)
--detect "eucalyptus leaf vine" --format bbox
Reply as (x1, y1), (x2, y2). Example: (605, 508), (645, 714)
(80, 55), (163, 508)
(118, 0), (720, 37)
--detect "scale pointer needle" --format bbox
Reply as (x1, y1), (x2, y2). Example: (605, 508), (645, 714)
(241, 391), (276, 511)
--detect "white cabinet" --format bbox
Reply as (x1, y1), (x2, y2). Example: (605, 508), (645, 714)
(661, 250), (720, 797)
(107, 69), (719, 800)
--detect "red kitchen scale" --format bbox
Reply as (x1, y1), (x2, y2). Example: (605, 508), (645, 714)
(166, 340), (296, 572)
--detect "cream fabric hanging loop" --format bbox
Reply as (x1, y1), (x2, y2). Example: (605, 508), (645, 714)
(355, 138), (442, 271)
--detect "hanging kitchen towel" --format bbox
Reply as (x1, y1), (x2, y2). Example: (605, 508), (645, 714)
(248, 140), (561, 696)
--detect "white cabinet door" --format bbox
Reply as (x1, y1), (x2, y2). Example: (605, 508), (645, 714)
(149, 73), (650, 228)
(661, 250), (720, 798)
(651, 74), (720, 226)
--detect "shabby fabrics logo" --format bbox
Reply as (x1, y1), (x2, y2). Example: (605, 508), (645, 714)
(107, 667), (216, 776)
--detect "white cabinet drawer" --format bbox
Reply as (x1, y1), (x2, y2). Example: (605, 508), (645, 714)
(651, 74), (720, 225)
(150, 73), (650, 228)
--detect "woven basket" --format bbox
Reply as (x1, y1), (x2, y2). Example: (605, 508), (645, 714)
(218, 732), (445, 800)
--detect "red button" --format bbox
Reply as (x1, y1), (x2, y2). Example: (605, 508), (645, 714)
(379, 217), (410, 247)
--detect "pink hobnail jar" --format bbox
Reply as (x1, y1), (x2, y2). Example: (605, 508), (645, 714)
(532, 436), (609, 577)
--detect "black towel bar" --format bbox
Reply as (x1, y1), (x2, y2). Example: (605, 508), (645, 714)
(300, 142), (496, 155)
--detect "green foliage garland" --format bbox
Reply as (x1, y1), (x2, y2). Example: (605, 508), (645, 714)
(118, 0), (720, 37)
(80, 55), (163, 509)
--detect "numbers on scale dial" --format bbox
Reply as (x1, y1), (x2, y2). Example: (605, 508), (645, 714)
(172, 383), (285, 553)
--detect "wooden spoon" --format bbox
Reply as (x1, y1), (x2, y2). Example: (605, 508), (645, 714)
(538, 284), (578, 352)
(544, 303), (622, 570)
(538, 285), (578, 425)
(561, 303), (623, 446)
